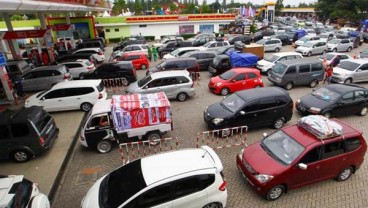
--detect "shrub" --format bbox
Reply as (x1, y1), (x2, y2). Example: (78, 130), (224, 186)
(181, 33), (196, 39)
(143, 36), (155, 41)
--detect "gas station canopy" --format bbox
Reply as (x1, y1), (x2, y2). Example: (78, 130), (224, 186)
(0, 0), (111, 12)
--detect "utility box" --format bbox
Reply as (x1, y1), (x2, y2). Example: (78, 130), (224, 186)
(242, 44), (264, 60)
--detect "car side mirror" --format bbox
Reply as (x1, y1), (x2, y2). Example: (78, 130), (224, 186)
(263, 132), (268, 138)
(357, 69), (362, 72)
(41, 97), (45, 101)
(298, 163), (308, 170)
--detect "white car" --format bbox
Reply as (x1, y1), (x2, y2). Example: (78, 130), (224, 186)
(163, 47), (201, 59)
(121, 44), (149, 56)
(327, 38), (354, 52)
(318, 53), (353, 65)
(81, 146), (227, 208)
(73, 48), (105, 63)
(331, 59), (368, 84)
(295, 40), (327, 56)
(294, 35), (320, 48)
(257, 52), (303, 73)
(199, 41), (230, 51)
(61, 59), (96, 79)
(25, 80), (107, 112)
(0, 175), (50, 208)
(256, 38), (282, 52)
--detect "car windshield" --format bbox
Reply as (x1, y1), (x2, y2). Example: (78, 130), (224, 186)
(160, 38), (169, 44)
(101, 159), (147, 208)
(170, 48), (181, 56)
(216, 47), (230, 55)
(339, 61), (360, 71)
(219, 70), (236, 80)
(256, 39), (266, 44)
(8, 178), (33, 208)
(312, 87), (340, 102)
(328, 39), (341, 44)
(264, 55), (279, 62)
(319, 53), (335, 60)
(299, 36), (308, 41)
(362, 49), (368, 54)
(301, 42), (314, 47)
(36, 90), (48, 98)
(213, 56), (222, 65)
(272, 63), (287, 74)
(261, 131), (305, 165)
(203, 42), (213, 47)
(220, 93), (246, 113)
(156, 61), (166, 69)
(138, 75), (152, 87)
(319, 34), (329, 38)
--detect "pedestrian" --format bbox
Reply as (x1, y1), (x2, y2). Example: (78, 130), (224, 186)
(323, 64), (333, 85)
(331, 55), (340, 67)
(323, 58), (328, 69)
(152, 46), (158, 61)
(13, 77), (24, 99)
(147, 45), (152, 61)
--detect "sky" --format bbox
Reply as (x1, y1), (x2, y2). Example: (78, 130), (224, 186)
(201, 0), (317, 7)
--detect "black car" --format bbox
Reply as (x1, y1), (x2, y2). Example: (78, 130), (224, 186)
(158, 40), (193, 58)
(270, 34), (291, 45)
(285, 31), (298, 42)
(181, 51), (216, 71)
(146, 57), (199, 75)
(227, 35), (251, 45)
(252, 30), (275, 42)
(215, 45), (235, 55)
(296, 84), (368, 118)
(204, 87), (293, 130)
(80, 61), (137, 85)
(192, 37), (216, 47)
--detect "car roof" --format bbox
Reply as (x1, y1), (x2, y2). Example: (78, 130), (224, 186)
(150, 70), (190, 79)
(232, 67), (260, 73)
(279, 57), (322, 66)
(126, 44), (146, 47)
(51, 79), (101, 89)
(177, 47), (200, 51)
(186, 51), (216, 55)
(91, 99), (112, 115)
(0, 106), (44, 125)
(141, 147), (221, 186)
(272, 52), (302, 56)
(61, 59), (89, 64)
(166, 57), (196, 62)
(30, 65), (64, 71)
(325, 84), (367, 94)
(0, 175), (24, 206)
(74, 48), (100, 52)
(235, 86), (288, 100)
(343, 59), (368, 65)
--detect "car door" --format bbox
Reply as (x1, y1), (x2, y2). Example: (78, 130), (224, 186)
(264, 40), (272, 51)
(296, 64), (311, 85)
(64, 87), (94, 110)
(333, 91), (356, 116)
(196, 54), (207, 70)
(338, 39), (349, 51)
(171, 176), (207, 208)
(246, 72), (260, 88)
(354, 64), (368, 82)
(256, 97), (278, 126)
(318, 140), (348, 179)
(158, 78), (177, 99)
(41, 89), (67, 111)
(0, 125), (11, 159)
(228, 73), (246, 92)
(21, 71), (38, 91)
(142, 78), (164, 95)
(232, 100), (260, 127)
(83, 114), (113, 148)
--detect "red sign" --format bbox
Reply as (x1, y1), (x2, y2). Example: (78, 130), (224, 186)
(178, 16), (189, 21)
(48, 24), (73, 31)
(1, 30), (47, 40)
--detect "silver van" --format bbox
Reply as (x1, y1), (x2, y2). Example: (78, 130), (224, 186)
(295, 40), (327, 57)
(126, 70), (195, 101)
(267, 58), (325, 90)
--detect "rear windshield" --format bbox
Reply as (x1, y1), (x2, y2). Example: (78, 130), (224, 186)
(8, 178), (33, 208)
(33, 111), (52, 133)
(339, 61), (360, 71)
(101, 159), (147, 208)
(97, 81), (104, 92)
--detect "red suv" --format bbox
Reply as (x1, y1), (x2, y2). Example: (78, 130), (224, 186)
(236, 117), (367, 201)
(115, 52), (149, 70)
(208, 68), (264, 95)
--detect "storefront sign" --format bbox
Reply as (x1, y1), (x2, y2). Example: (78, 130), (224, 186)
(178, 16), (189, 21)
(48, 24), (75, 31)
(0, 30), (47, 40)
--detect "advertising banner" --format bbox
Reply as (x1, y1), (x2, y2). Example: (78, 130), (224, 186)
(179, 25), (194, 35)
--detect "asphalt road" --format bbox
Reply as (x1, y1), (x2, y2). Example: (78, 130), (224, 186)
(52, 43), (368, 208)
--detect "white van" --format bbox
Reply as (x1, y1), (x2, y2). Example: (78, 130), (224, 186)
(294, 35), (320, 48)
(257, 52), (303, 73)
(163, 47), (201, 59)
(25, 79), (107, 112)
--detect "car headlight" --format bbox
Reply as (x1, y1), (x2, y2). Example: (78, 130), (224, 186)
(215, 83), (222, 87)
(309, 107), (321, 113)
(212, 118), (224, 125)
(255, 174), (274, 183)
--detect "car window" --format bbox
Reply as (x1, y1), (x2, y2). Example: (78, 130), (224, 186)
(173, 175), (202, 199)
(355, 90), (367, 100)
(176, 61), (187, 68)
(207, 53), (215, 58)
(259, 97), (276, 109)
(299, 146), (322, 164)
(165, 62), (177, 69)
(311, 63), (323, 71)
(359, 64), (368, 71)
(285, 66), (296, 74)
(133, 183), (172, 208)
(0, 125), (10, 139)
(44, 89), (66, 99)
(340, 92), (354, 102)
(177, 76), (190, 83)
(344, 137), (362, 152)
(299, 65), (310, 73)
(186, 60), (196, 68)
(244, 100), (259, 112)
(22, 72), (35, 80)
(340, 55), (348, 60)
(323, 141), (344, 159)
(66, 87), (94, 96)
(234, 73), (246, 81)
(10, 123), (29, 138)
(209, 43), (216, 48)
(247, 73), (257, 79)
(148, 79), (162, 88)
(132, 46), (141, 50)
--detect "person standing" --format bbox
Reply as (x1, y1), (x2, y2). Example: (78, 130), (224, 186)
(323, 64), (333, 85)
(147, 45), (152, 61)
(331, 55), (340, 67)
(152, 46), (158, 61)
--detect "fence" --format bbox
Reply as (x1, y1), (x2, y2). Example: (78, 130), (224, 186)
(119, 137), (179, 164)
(102, 78), (128, 94)
(196, 126), (248, 149)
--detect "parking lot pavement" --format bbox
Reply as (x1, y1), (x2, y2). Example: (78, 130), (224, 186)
(50, 43), (368, 208)
(0, 110), (85, 195)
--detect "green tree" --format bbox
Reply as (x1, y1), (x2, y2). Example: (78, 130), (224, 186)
(275, 0), (283, 16)
(316, 0), (366, 22)
(200, 0), (211, 13)
(134, 0), (143, 14)
(169, 3), (178, 13)
(112, 0), (126, 15)
(11, 15), (22, 21)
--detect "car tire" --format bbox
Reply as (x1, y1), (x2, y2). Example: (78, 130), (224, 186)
(96, 140), (112, 154)
(359, 106), (368, 116)
(177, 92), (188, 102)
(309, 79), (318, 88)
(220, 88), (230, 96)
(266, 185), (284, 201)
(336, 167), (353, 182)
(323, 111), (332, 118)
(141, 64), (147, 70)
(80, 102), (93, 112)
(307, 52), (312, 57)
(203, 202), (223, 208)
(347, 47), (352, 52)
(344, 78), (352, 84)
(333, 48), (337, 52)
(285, 82), (293, 90)
(145, 131), (161, 146)
(273, 118), (285, 129)
(11, 150), (31, 163)
(275, 47), (280, 52)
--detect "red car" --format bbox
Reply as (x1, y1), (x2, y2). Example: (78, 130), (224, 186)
(208, 68), (264, 95)
(115, 52), (149, 70)
(236, 117), (367, 201)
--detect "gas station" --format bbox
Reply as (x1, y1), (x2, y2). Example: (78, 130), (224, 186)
(0, 0), (111, 105)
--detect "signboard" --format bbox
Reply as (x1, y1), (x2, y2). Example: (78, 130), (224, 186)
(48, 24), (75, 31)
(179, 25), (194, 35)
(0, 30), (47, 40)
(0, 53), (6, 67)
(178, 16), (189, 21)
(199, 25), (214, 33)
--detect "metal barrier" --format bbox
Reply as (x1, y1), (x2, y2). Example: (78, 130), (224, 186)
(196, 126), (248, 150)
(102, 78), (128, 94)
(119, 137), (179, 164)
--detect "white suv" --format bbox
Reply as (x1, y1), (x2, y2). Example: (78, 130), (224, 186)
(61, 59), (96, 79)
(327, 38), (354, 52)
(294, 35), (320, 48)
(257, 52), (303, 73)
(81, 146), (227, 208)
(256, 38), (282, 52)
(295, 40), (327, 56)
(122, 44), (149, 56)
(0, 175), (50, 208)
(73, 48), (105, 63)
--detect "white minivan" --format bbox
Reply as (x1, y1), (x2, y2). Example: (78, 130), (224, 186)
(25, 80), (107, 112)
(257, 52), (303, 73)
(81, 146), (227, 208)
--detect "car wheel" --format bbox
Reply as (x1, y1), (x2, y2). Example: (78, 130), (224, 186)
(333, 48), (337, 52)
(285, 82), (293, 90)
(121, 78), (129, 86)
(96, 140), (112, 154)
(336, 167), (353, 181)
(145, 132), (161, 146)
(11, 150), (31, 163)
(275, 47), (280, 52)
(266, 185), (284, 201)
(141, 64), (147, 70)
(309, 79), (318, 88)
(307, 52), (312, 57)
(203, 202), (222, 208)
(273, 118), (285, 129)
(347, 47), (352, 52)
(359, 106), (368, 116)
(344, 78), (352, 84)
(80, 102), (93, 112)
(323, 112), (332, 118)
(177, 92), (188, 102)
(220, 88), (230, 96)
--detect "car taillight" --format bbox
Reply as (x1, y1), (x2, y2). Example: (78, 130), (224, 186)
(87, 66), (94, 70)
(39, 137), (45, 145)
(98, 93), (103, 99)
(219, 171), (226, 191)
(64, 74), (70, 79)
(98, 51), (104, 55)
(191, 81), (194, 88)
